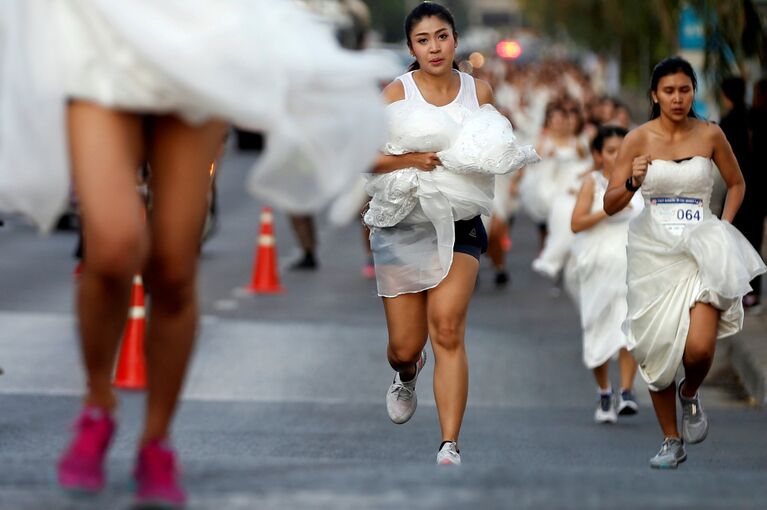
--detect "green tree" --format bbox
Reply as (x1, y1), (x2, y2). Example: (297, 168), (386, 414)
(518, 0), (764, 87)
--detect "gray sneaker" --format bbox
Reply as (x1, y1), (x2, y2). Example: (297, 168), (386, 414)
(678, 378), (708, 444)
(649, 437), (687, 469)
(386, 351), (427, 424)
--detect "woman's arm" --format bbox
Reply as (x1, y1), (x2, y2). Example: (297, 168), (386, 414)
(571, 175), (607, 232)
(710, 124), (746, 222)
(604, 129), (649, 215)
(372, 152), (440, 174)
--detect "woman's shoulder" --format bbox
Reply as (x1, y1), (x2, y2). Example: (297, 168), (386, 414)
(382, 79), (406, 104)
(471, 76), (493, 105)
(621, 121), (654, 151)
(683, 118), (726, 148)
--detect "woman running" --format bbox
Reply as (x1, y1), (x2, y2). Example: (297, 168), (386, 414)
(365, 2), (537, 465)
(604, 57), (766, 469)
(1, 1), (390, 506)
(570, 126), (641, 423)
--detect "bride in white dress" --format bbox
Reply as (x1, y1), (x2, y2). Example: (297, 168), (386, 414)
(604, 57), (766, 470)
(570, 126), (642, 424)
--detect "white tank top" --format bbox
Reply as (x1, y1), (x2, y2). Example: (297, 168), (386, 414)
(397, 70), (480, 111)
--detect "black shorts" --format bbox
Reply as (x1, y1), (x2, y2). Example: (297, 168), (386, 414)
(453, 216), (488, 260)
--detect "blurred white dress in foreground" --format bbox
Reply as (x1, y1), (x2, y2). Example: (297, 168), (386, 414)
(0, 0), (395, 230)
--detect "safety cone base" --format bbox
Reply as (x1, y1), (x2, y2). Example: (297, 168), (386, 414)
(246, 283), (285, 294)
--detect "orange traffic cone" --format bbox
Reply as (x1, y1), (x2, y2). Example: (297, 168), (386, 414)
(247, 207), (285, 293)
(113, 275), (147, 390)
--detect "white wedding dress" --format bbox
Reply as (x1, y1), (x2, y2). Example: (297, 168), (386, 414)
(364, 71), (539, 297)
(571, 171), (643, 369)
(624, 157), (766, 390)
(0, 0), (395, 230)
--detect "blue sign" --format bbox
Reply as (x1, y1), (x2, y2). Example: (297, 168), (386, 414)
(679, 6), (705, 50)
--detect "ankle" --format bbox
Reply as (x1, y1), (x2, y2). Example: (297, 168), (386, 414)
(84, 393), (118, 414)
(679, 381), (697, 399)
(399, 364), (417, 382)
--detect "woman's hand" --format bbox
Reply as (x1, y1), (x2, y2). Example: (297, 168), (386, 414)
(372, 152), (440, 174)
(405, 152), (441, 171)
(631, 155), (651, 187)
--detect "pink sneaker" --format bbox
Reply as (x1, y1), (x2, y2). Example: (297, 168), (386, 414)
(133, 439), (186, 508)
(57, 406), (116, 494)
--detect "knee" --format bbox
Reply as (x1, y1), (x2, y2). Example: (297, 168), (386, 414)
(429, 316), (464, 352)
(146, 251), (196, 310)
(85, 229), (145, 281)
(388, 341), (423, 367)
(684, 338), (716, 366)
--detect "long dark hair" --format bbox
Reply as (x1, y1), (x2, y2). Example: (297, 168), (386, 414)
(405, 2), (459, 72)
(591, 125), (628, 153)
(649, 56), (698, 120)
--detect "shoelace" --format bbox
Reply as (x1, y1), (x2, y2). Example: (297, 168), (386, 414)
(390, 382), (414, 401)
(72, 416), (110, 455)
(439, 443), (459, 459)
(660, 438), (679, 454)
(682, 397), (699, 416)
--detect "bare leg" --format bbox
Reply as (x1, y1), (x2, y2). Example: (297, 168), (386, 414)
(680, 303), (719, 397)
(486, 216), (507, 271)
(289, 215), (317, 253)
(140, 117), (228, 444)
(618, 348), (637, 391)
(68, 101), (147, 412)
(591, 361), (610, 390)
(383, 293), (429, 380)
(649, 382), (680, 438)
(427, 253), (479, 443)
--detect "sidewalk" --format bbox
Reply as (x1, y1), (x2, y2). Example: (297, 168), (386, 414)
(731, 309), (767, 406)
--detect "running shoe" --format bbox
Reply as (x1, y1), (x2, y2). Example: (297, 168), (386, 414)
(594, 392), (617, 424)
(386, 350), (427, 424)
(618, 389), (639, 416)
(436, 441), (461, 466)
(494, 271), (510, 287)
(649, 437), (686, 469)
(289, 251), (318, 270)
(57, 406), (116, 494)
(678, 378), (709, 444)
(133, 439), (186, 509)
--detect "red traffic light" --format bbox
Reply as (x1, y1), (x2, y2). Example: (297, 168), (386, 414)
(496, 40), (522, 60)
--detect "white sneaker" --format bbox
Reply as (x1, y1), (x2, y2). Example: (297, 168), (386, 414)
(594, 392), (617, 424)
(436, 441), (461, 466)
(386, 351), (427, 424)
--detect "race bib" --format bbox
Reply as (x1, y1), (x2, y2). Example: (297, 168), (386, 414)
(650, 197), (703, 235)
